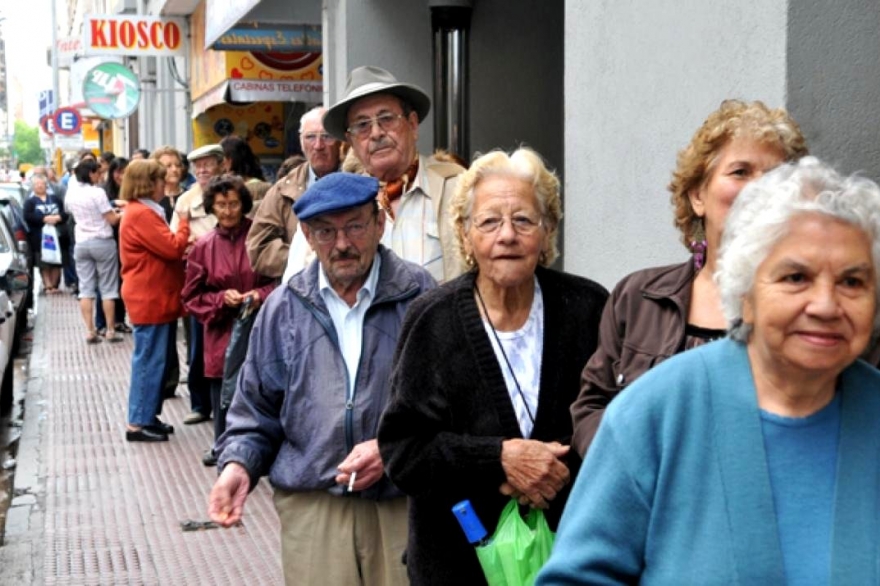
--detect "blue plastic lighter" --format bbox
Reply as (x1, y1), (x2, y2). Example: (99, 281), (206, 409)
(452, 499), (490, 546)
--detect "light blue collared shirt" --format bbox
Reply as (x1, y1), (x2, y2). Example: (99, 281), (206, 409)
(318, 254), (382, 401)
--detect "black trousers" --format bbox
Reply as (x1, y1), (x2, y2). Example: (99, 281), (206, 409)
(187, 316), (212, 416)
(209, 378), (227, 444)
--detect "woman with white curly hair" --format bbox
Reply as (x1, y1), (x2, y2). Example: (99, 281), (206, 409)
(378, 147), (609, 585)
(539, 157), (880, 584)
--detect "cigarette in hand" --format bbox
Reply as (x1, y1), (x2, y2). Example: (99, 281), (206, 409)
(348, 471), (357, 492)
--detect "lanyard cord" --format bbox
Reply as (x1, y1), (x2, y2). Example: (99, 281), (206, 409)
(474, 283), (536, 426)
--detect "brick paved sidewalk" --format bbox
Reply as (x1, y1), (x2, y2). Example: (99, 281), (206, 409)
(1, 292), (283, 585)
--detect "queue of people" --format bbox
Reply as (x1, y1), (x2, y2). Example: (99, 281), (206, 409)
(537, 157), (880, 585)
(199, 67), (880, 586)
(32, 62), (880, 586)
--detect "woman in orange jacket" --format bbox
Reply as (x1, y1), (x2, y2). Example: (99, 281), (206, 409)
(119, 159), (190, 442)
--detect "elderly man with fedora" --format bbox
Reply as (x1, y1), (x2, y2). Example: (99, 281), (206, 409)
(171, 144), (224, 427)
(246, 107), (341, 279)
(284, 66), (466, 284)
(209, 172), (435, 586)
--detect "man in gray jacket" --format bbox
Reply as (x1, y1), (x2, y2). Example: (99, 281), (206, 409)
(209, 173), (435, 586)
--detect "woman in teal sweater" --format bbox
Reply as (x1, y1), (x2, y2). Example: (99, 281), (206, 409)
(539, 157), (880, 585)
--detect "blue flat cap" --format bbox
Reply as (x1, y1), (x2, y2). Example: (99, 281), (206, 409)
(293, 173), (380, 221)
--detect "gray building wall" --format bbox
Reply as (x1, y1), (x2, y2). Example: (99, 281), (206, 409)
(787, 0), (880, 183)
(138, 0), (192, 152)
(564, 1), (788, 289)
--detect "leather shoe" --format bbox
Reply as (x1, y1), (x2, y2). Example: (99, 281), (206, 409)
(202, 449), (218, 467)
(147, 419), (174, 435)
(126, 427), (169, 442)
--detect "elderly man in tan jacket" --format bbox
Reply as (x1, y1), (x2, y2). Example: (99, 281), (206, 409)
(171, 144), (223, 244)
(246, 107), (341, 279)
(282, 66), (466, 284)
(170, 144), (224, 430)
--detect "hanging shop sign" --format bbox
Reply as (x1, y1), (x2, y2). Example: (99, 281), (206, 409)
(82, 62), (141, 119)
(212, 23), (322, 53)
(83, 15), (186, 57)
(56, 37), (82, 68)
(227, 51), (323, 102)
(229, 79), (323, 102)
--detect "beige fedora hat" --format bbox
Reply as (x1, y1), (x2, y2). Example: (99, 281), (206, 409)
(323, 66), (431, 140)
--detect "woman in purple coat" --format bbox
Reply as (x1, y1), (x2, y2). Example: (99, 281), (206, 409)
(182, 174), (276, 466)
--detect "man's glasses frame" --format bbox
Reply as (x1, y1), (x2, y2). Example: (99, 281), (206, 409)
(346, 113), (407, 139)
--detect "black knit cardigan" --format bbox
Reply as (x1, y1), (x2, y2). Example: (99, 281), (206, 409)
(378, 266), (609, 585)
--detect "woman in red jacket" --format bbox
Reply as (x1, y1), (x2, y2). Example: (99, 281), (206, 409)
(119, 160), (190, 442)
(182, 174), (275, 464)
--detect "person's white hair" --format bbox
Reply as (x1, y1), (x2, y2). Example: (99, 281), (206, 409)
(717, 156), (880, 341)
(299, 106), (328, 133)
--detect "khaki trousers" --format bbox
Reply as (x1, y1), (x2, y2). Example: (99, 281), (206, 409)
(273, 489), (409, 586)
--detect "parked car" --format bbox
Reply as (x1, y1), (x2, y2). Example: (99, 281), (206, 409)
(0, 287), (17, 414)
(0, 182), (30, 241)
(0, 212), (24, 414)
(0, 183), (32, 309)
(0, 206), (30, 356)
(0, 182), (25, 204)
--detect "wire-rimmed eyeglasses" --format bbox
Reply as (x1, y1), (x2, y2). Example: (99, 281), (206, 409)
(346, 113), (406, 138)
(469, 212), (544, 235)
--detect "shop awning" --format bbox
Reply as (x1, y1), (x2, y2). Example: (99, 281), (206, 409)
(191, 81), (230, 119)
(191, 79), (323, 118)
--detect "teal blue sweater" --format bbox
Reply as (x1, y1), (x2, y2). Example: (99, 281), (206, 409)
(538, 339), (880, 585)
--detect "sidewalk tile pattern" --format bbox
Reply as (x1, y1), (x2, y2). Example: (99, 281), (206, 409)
(39, 294), (283, 584)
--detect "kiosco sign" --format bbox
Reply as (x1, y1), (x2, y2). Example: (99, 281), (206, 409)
(84, 15), (186, 57)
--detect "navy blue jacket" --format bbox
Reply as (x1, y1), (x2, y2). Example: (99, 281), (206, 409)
(217, 245), (436, 500)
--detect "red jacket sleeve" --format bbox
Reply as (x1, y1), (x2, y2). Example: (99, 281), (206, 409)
(181, 238), (229, 325)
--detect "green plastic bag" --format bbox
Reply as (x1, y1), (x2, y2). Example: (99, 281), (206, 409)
(475, 499), (555, 586)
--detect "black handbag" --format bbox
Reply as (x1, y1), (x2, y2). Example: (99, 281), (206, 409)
(220, 298), (258, 410)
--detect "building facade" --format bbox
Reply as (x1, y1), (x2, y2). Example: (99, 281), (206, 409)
(55, 0), (880, 287)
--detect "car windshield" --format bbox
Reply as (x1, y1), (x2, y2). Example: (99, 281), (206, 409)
(0, 216), (12, 253)
(0, 184), (24, 206)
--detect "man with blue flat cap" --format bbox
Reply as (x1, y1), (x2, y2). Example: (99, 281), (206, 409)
(208, 173), (435, 586)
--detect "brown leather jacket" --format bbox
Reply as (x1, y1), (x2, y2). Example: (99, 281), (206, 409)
(570, 261), (695, 456)
(245, 163), (310, 278)
(571, 256), (880, 458)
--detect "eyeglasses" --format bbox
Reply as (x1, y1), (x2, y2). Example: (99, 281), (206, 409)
(346, 113), (406, 138)
(470, 212), (544, 235)
(309, 218), (374, 244)
(213, 201), (242, 212)
(301, 132), (337, 145)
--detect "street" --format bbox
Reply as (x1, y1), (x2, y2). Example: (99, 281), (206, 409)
(0, 292), (283, 585)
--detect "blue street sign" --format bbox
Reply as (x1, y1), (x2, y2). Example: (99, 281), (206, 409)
(53, 107), (83, 136)
(39, 90), (55, 119)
